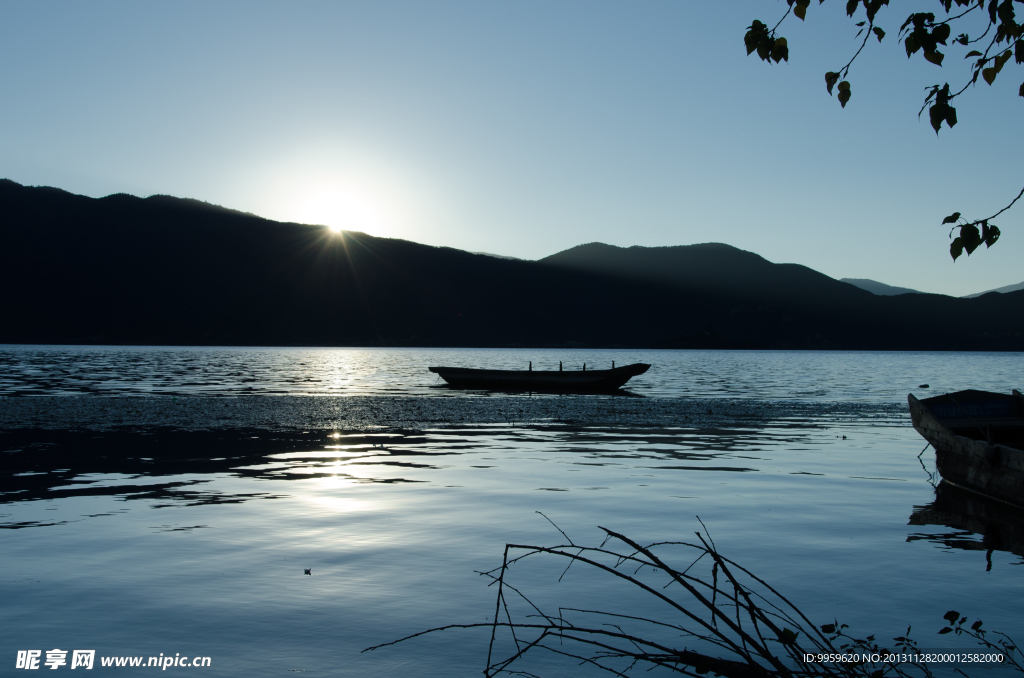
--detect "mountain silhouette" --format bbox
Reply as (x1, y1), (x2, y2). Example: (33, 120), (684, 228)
(542, 242), (869, 304)
(962, 280), (1024, 298)
(2, 179), (1022, 350)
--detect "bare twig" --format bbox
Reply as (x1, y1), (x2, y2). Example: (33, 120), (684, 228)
(366, 520), (1020, 678)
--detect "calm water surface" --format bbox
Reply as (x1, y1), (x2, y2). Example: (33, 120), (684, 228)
(1, 346), (1022, 676)
(2, 345), (1021, 400)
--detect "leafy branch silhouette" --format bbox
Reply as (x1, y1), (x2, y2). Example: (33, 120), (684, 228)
(745, 0), (1023, 261)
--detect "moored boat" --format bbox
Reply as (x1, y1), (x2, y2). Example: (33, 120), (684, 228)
(428, 362), (650, 392)
(908, 389), (1024, 508)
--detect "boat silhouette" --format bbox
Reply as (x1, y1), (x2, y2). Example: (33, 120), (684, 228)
(428, 362), (650, 392)
(908, 389), (1024, 507)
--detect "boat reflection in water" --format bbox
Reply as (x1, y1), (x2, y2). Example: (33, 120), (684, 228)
(908, 481), (1024, 569)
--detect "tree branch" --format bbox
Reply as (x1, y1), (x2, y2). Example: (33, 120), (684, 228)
(977, 182), (1024, 223)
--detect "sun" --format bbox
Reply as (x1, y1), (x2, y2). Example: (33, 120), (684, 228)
(294, 188), (383, 235)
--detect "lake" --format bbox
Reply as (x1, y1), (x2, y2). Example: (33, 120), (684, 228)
(1, 346), (1022, 677)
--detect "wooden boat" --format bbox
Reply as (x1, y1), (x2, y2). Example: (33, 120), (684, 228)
(428, 363), (650, 392)
(908, 389), (1024, 507)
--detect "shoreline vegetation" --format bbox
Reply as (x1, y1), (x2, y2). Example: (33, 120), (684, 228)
(366, 517), (1023, 678)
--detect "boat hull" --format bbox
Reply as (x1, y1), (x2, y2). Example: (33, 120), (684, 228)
(908, 390), (1024, 508)
(428, 363), (650, 392)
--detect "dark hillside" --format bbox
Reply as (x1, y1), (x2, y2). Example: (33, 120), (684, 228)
(1, 180), (1022, 350)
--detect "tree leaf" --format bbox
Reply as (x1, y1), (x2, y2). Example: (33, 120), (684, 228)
(825, 71), (840, 94)
(944, 611), (961, 624)
(961, 224), (982, 254)
(950, 238), (964, 261)
(924, 49), (945, 66)
(995, 50), (1012, 72)
(972, 621), (984, 631)
(790, 0), (806, 22)
(983, 67), (997, 84)
(929, 102), (952, 132)
(873, 26), (886, 42)
(771, 37), (790, 63)
(942, 212), (961, 224)
(984, 224), (1000, 248)
(905, 34), (920, 57)
(821, 624), (837, 634)
(966, 50), (982, 58)
(744, 20), (768, 56)
(939, 627), (954, 634)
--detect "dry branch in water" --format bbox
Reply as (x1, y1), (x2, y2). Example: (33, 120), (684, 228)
(365, 516), (1022, 677)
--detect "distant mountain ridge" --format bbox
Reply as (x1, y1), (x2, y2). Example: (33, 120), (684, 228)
(963, 280), (1024, 298)
(2, 180), (1022, 350)
(472, 251), (522, 261)
(839, 276), (1024, 298)
(841, 278), (922, 296)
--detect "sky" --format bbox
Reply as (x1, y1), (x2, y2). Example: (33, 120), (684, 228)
(1, 1), (1020, 297)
